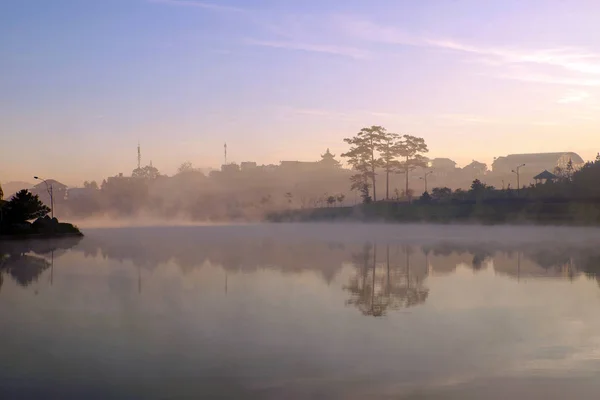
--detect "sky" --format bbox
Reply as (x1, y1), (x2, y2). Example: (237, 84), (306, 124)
(2, 0), (600, 185)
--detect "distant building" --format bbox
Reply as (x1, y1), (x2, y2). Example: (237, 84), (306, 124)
(492, 152), (584, 174)
(31, 179), (68, 202)
(462, 160), (488, 176)
(279, 149), (343, 172)
(208, 170), (221, 179)
(67, 187), (94, 200)
(427, 158), (457, 179)
(221, 163), (240, 174)
(428, 158), (457, 170)
(319, 148), (342, 169)
(279, 161), (320, 172)
(240, 161), (257, 171)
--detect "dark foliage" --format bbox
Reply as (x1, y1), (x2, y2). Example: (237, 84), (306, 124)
(3, 190), (50, 223)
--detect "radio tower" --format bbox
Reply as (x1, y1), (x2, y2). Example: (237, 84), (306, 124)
(224, 142), (227, 165)
(137, 142), (141, 169)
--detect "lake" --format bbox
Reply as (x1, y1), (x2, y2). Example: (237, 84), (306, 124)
(2, 223), (600, 399)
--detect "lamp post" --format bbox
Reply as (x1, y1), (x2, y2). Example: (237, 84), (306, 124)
(511, 164), (526, 196)
(419, 170), (433, 192)
(34, 176), (54, 219)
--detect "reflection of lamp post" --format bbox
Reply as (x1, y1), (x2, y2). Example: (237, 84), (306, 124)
(34, 176), (54, 219)
(419, 171), (433, 192)
(511, 164), (525, 196)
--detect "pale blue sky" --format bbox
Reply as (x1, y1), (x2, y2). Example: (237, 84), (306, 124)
(2, 0), (600, 185)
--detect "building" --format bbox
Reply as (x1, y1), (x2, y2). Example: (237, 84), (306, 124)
(221, 163), (240, 174)
(319, 148), (342, 169)
(427, 158), (458, 179)
(462, 160), (488, 177)
(31, 179), (68, 203)
(67, 187), (94, 200)
(427, 158), (457, 170)
(240, 161), (257, 171)
(279, 161), (321, 172)
(492, 152), (584, 174)
(279, 149), (343, 173)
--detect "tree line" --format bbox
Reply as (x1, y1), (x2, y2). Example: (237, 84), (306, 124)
(341, 125), (428, 202)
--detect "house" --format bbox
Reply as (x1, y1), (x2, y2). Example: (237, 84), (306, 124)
(492, 152), (584, 174)
(428, 158), (457, 170)
(31, 179), (68, 203)
(427, 158), (458, 178)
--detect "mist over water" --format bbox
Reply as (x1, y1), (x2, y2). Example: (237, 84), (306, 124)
(2, 223), (600, 399)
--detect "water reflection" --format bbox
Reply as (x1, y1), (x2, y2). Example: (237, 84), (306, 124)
(3, 227), (600, 398)
(3, 230), (600, 315)
(0, 238), (81, 289)
(344, 244), (429, 316)
(45, 228), (600, 316)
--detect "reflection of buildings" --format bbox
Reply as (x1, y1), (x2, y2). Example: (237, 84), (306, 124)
(52, 232), (600, 313)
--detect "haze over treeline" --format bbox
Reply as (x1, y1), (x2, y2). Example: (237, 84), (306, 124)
(1, 123), (599, 225)
(3, 1), (600, 185)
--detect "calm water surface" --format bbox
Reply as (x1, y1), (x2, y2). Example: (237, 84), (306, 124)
(2, 224), (600, 399)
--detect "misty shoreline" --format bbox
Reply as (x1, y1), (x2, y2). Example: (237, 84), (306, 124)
(72, 222), (600, 247)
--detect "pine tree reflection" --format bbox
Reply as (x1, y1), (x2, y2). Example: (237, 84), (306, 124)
(0, 238), (80, 288)
(344, 244), (429, 317)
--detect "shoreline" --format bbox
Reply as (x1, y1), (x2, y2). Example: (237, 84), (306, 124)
(266, 201), (600, 226)
(0, 232), (84, 241)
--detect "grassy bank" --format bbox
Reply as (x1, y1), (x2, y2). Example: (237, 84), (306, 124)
(266, 199), (600, 225)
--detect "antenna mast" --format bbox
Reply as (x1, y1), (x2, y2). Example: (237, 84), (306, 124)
(224, 142), (227, 165)
(137, 142), (141, 169)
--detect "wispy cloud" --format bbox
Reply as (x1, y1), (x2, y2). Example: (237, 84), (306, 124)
(427, 40), (600, 75)
(557, 90), (591, 104)
(147, 0), (245, 13)
(490, 73), (600, 87)
(334, 15), (600, 83)
(244, 39), (368, 59)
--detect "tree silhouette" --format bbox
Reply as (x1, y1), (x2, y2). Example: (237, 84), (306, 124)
(336, 193), (345, 206)
(378, 131), (401, 200)
(132, 165), (161, 180)
(342, 126), (386, 201)
(327, 195), (336, 207)
(83, 180), (99, 190)
(4, 190), (50, 223)
(177, 161), (195, 174)
(349, 166), (372, 202)
(396, 135), (428, 200)
(3, 254), (51, 287)
(431, 187), (452, 202)
(469, 179), (494, 201)
(285, 192), (293, 206)
(0, 182), (3, 201)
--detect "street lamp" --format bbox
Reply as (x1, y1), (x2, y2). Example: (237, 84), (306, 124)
(419, 171), (433, 192)
(34, 176), (54, 219)
(511, 164), (526, 195)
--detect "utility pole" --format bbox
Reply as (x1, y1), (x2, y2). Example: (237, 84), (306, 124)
(419, 170), (433, 192)
(224, 143), (227, 165)
(34, 176), (54, 219)
(511, 164), (526, 196)
(137, 142), (141, 169)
